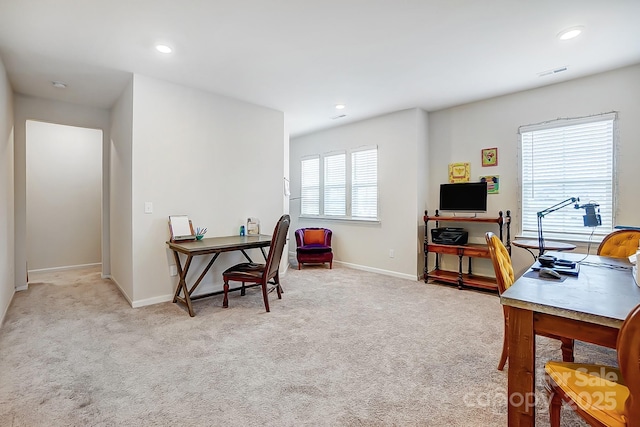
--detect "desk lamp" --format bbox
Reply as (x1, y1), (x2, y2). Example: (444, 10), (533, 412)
(537, 197), (602, 258)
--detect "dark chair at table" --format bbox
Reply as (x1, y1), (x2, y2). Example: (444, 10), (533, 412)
(485, 232), (574, 371)
(597, 229), (640, 258)
(295, 227), (333, 269)
(222, 215), (290, 312)
(545, 303), (640, 427)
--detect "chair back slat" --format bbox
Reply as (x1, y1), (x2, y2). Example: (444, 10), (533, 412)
(265, 215), (291, 279)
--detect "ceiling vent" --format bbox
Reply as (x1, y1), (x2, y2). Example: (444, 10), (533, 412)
(538, 66), (568, 77)
(331, 114), (347, 120)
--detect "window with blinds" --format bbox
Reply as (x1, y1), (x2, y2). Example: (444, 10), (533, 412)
(519, 113), (616, 241)
(299, 147), (378, 220)
(300, 156), (319, 216)
(324, 153), (346, 216)
(352, 148), (378, 219)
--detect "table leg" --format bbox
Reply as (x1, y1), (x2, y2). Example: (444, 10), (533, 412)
(508, 307), (536, 427)
(172, 252), (195, 317)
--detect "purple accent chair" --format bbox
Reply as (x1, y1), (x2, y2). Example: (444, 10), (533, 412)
(295, 228), (333, 269)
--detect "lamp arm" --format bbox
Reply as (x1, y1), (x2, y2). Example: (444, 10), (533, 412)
(537, 197), (579, 218)
(536, 197), (579, 257)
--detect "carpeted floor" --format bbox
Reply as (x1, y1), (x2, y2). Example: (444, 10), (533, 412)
(0, 263), (615, 426)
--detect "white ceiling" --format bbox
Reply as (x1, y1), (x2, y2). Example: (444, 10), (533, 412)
(0, 0), (639, 137)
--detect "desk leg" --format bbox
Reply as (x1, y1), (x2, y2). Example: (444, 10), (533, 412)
(508, 307), (536, 427)
(172, 252), (195, 317)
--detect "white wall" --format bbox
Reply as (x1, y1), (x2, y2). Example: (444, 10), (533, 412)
(26, 121), (102, 271)
(0, 56), (14, 324)
(130, 75), (285, 305)
(109, 78), (134, 300)
(290, 108), (428, 280)
(428, 64), (640, 277)
(13, 96), (111, 288)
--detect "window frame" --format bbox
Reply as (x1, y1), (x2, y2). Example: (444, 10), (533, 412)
(299, 145), (379, 222)
(517, 112), (617, 243)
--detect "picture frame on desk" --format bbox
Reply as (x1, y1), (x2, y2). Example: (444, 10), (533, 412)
(168, 215), (196, 242)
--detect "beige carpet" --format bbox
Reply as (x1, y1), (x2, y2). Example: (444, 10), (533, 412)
(0, 264), (615, 426)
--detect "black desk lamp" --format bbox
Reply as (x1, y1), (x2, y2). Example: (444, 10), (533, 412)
(537, 197), (602, 257)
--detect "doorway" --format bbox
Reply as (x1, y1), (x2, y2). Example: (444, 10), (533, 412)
(26, 121), (103, 276)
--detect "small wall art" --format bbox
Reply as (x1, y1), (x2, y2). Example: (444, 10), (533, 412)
(448, 162), (470, 183)
(481, 147), (498, 167)
(479, 175), (499, 194)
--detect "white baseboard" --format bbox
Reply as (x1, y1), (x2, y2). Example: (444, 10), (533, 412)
(15, 284), (28, 291)
(131, 294), (174, 308)
(28, 263), (102, 274)
(334, 260), (419, 281)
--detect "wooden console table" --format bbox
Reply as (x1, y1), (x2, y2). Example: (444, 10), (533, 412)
(423, 210), (511, 291)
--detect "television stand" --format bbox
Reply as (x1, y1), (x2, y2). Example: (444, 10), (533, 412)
(423, 210), (511, 291)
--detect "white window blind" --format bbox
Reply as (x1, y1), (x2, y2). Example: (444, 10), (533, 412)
(351, 148), (378, 219)
(519, 113), (615, 240)
(324, 153), (346, 216)
(300, 156), (319, 216)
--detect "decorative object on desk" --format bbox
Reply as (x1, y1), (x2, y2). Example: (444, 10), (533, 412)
(479, 175), (499, 194)
(168, 215), (196, 242)
(195, 227), (207, 240)
(239, 225), (245, 236)
(544, 303), (640, 427)
(481, 147), (498, 167)
(448, 162), (470, 183)
(295, 228), (333, 269)
(485, 231), (574, 371)
(246, 217), (260, 235)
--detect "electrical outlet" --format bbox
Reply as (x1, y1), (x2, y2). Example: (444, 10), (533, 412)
(389, 249), (395, 258)
(169, 265), (177, 276)
(144, 201), (153, 214)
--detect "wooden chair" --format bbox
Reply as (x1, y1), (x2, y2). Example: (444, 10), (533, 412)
(222, 215), (290, 312)
(485, 232), (574, 371)
(545, 303), (640, 427)
(598, 229), (640, 258)
(294, 228), (333, 269)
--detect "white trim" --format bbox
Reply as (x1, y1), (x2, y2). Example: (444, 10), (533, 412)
(28, 262), (102, 274)
(108, 276), (133, 307)
(518, 112), (618, 133)
(131, 294), (173, 308)
(334, 260), (418, 281)
(1, 289), (17, 328)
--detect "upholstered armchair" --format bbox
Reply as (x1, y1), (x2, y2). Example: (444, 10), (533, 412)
(295, 228), (333, 269)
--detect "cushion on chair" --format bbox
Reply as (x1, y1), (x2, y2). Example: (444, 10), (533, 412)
(303, 229), (326, 245)
(222, 263), (265, 281)
(545, 361), (629, 427)
(598, 230), (640, 258)
(297, 246), (332, 254)
(489, 234), (515, 291)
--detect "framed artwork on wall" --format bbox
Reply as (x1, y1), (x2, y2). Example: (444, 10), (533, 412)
(448, 162), (470, 183)
(479, 175), (499, 194)
(481, 147), (498, 167)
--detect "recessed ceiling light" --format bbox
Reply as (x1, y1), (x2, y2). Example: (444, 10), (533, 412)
(155, 44), (173, 54)
(51, 81), (67, 89)
(557, 26), (584, 41)
(335, 104), (346, 110)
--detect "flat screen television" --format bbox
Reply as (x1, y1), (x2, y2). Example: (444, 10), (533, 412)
(439, 182), (488, 212)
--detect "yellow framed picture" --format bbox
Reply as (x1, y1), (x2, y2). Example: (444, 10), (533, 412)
(448, 162), (470, 183)
(481, 147), (498, 167)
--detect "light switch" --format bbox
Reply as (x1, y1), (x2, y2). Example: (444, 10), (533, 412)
(144, 202), (153, 214)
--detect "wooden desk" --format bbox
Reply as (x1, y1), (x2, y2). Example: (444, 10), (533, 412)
(167, 235), (272, 316)
(512, 239), (576, 260)
(500, 252), (639, 426)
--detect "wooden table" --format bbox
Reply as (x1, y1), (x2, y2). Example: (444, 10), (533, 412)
(166, 234), (272, 316)
(500, 252), (639, 426)
(512, 239), (576, 260)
